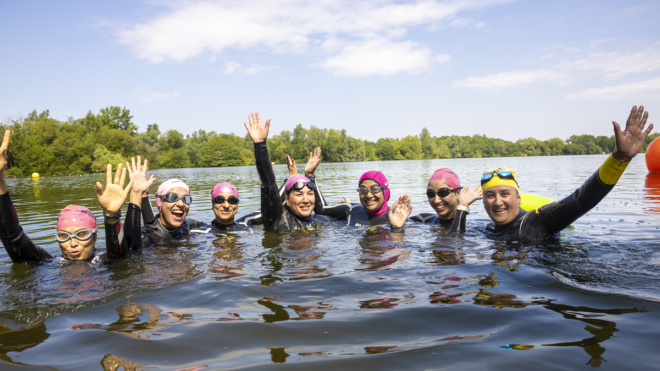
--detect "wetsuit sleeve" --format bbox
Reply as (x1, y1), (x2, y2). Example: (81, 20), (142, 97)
(254, 140), (284, 228)
(124, 203), (143, 252)
(450, 210), (468, 233)
(235, 210), (263, 225)
(522, 154), (629, 239)
(0, 192), (52, 263)
(141, 195), (155, 225)
(310, 175), (350, 220)
(278, 178), (287, 203)
(104, 212), (129, 260)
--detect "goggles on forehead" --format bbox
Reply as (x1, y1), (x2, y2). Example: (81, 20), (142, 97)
(287, 181), (316, 193)
(481, 170), (518, 186)
(426, 187), (462, 198)
(156, 193), (193, 205)
(56, 228), (97, 242)
(357, 185), (388, 195)
(213, 195), (239, 205)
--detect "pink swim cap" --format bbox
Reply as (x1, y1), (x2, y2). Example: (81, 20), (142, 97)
(358, 171), (390, 216)
(156, 179), (191, 211)
(211, 183), (239, 199)
(57, 205), (97, 231)
(285, 174), (311, 191)
(428, 168), (460, 189)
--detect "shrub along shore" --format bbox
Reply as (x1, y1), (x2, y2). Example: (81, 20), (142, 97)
(3, 107), (658, 176)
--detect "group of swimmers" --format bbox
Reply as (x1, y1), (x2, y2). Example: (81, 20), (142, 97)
(0, 105), (653, 264)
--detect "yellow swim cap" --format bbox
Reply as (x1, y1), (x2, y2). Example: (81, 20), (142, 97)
(481, 167), (519, 191)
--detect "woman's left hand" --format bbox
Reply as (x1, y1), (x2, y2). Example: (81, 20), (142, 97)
(389, 194), (412, 228)
(286, 154), (297, 177)
(304, 147), (322, 176)
(96, 164), (133, 214)
(457, 184), (483, 207)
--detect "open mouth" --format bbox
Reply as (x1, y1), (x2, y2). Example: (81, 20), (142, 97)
(172, 210), (185, 221)
(69, 250), (82, 257)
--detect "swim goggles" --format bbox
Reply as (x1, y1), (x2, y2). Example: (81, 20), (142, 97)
(56, 228), (97, 242)
(213, 195), (239, 205)
(481, 170), (518, 186)
(357, 185), (388, 195)
(156, 193), (193, 205)
(426, 187), (462, 198)
(287, 181), (317, 193)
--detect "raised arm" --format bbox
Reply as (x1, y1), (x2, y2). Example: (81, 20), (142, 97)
(389, 194), (413, 229)
(96, 163), (133, 260)
(245, 112), (283, 228)
(451, 184), (483, 233)
(528, 105), (653, 238)
(125, 156), (157, 251)
(0, 131), (53, 263)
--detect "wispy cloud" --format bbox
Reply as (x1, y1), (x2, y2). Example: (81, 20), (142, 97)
(117, 0), (510, 76)
(453, 69), (570, 90)
(566, 76), (660, 101)
(321, 38), (450, 77)
(223, 61), (276, 75)
(134, 89), (179, 102)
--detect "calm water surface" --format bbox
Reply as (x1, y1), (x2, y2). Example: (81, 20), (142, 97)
(1, 155), (659, 370)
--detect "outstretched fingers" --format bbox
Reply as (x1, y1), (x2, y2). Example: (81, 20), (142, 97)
(0, 130), (10, 154)
(122, 180), (134, 196)
(96, 182), (104, 197)
(119, 165), (127, 186)
(644, 123), (654, 137)
(106, 164), (113, 186)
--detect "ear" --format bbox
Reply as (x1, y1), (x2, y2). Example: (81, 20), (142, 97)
(285, 194), (289, 203)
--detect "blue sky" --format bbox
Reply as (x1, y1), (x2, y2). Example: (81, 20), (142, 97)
(1, 0), (658, 142)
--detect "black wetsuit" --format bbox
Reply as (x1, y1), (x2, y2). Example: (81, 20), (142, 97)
(0, 192), (128, 264)
(485, 155), (629, 242)
(315, 201), (390, 227)
(409, 210), (468, 232)
(254, 140), (334, 230)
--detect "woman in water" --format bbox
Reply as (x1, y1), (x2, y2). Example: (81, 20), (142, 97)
(0, 130), (134, 264)
(312, 169), (413, 228)
(410, 168), (483, 232)
(243, 112), (342, 230)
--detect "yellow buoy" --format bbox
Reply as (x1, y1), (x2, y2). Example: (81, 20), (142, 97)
(31, 173), (40, 178)
(520, 193), (555, 211)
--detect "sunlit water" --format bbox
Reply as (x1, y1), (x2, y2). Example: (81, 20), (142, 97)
(1, 155), (658, 370)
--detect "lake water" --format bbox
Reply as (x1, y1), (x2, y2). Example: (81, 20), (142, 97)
(1, 155), (659, 370)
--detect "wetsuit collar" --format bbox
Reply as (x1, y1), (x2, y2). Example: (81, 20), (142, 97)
(490, 207), (527, 233)
(285, 205), (313, 222)
(212, 219), (237, 230)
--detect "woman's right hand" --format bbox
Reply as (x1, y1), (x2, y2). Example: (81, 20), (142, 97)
(244, 112), (271, 143)
(338, 195), (351, 204)
(457, 184), (483, 207)
(126, 156), (156, 196)
(0, 130), (10, 177)
(96, 164), (133, 214)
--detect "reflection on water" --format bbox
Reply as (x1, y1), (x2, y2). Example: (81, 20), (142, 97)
(0, 155), (659, 369)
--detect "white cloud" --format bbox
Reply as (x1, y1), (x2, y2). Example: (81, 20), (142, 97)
(453, 69), (571, 90)
(566, 76), (660, 101)
(560, 43), (660, 79)
(223, 61), (275, 75)
(134, 89), (179, 102)
(321, 39), (450, 77)
(117, 0), (510, 75)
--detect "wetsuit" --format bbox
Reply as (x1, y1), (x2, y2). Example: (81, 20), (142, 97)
(409, 210), (468, 232)
(485, 154), (629, 242)
(254, 140), (334, 230)
(0, 192), (127, 264)
(315, 200), (390, 227)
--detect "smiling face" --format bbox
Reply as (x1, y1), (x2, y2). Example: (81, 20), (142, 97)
(427, 180), (459, 220)
(285, 186), (315, 218)
(213, 192), (239, 224)
(58, 227), (96, 261)
(359, 179), (385, 213)
(159, 187), (190, 228)
(483, 185), (521, 225)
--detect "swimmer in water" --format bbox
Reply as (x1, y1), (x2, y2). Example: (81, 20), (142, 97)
(410, 168), (483, 231)
(481, 105), (653, 242)
(0, 130), (133, 263)
(209, 182), (265, 229)
(244, 112), (334, 230)
(313, 169), (413, 228)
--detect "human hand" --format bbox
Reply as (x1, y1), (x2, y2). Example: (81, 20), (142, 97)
(389, 194), (412, 228)
(96, 164), (133, 214)
(126, 156), (156, 196)
(244, 112), (270, 143)
(338, 195), (351, 204)
(286, 154), (298, 177)
(0, 130), (9, 177)
(304, 147), (321, 176)
(457, 184), (482, 207)
(612, 105), (654, 162)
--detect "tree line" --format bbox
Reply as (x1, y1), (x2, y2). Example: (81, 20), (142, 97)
(2, 106), (658, 176)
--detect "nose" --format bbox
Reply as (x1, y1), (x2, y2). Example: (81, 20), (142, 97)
(493, 194), (504, 206)
(70, 238), (79, 247)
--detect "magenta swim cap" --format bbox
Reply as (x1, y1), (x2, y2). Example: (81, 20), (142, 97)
(285, 174), (311, 191)
(156, 179), (190, 211)
(57, 205), (97, 231)
(211, 183), (239, 199)
(358, 171), (390, 216)
(428, 168), (460, 189)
